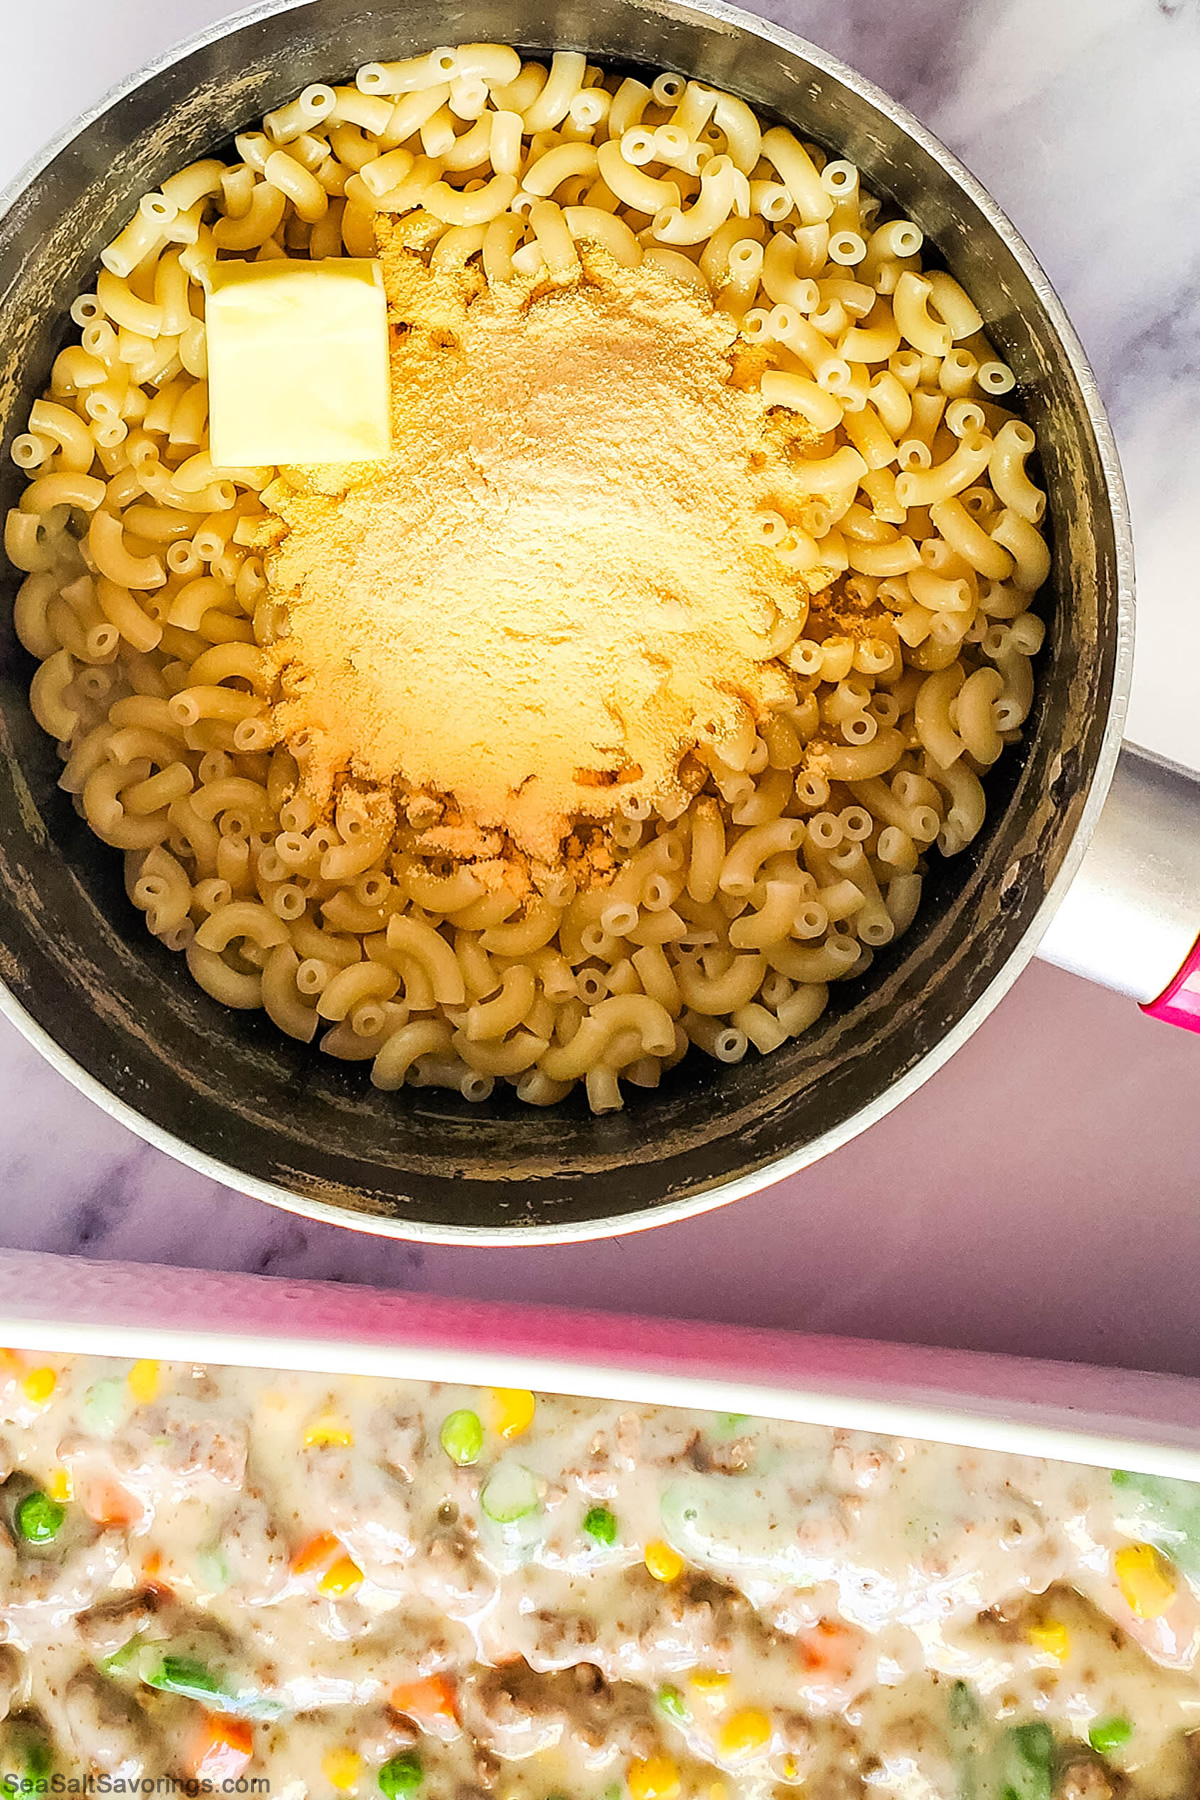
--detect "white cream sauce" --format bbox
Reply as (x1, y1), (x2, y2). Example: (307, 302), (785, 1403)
(0, 1355), (1195, 1799)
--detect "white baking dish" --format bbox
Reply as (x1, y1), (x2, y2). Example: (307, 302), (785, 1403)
(1, 1247), (1198, 1486)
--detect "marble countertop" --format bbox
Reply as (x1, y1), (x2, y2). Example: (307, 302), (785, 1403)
(2, 0), (1199, 1375)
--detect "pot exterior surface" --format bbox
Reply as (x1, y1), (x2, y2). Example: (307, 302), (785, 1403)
(0, 0), (1132, 1240)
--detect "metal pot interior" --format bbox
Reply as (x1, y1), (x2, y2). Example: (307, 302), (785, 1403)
(0, 0), (1131, 1239)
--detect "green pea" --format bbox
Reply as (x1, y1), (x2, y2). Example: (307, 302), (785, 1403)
(583, 1505), (617, 1546)
(480, 1463), (540, 1523)
(15, 1490), (65, 1543)
(657, 1684), (689, 1722)
(80, 1377), (128, 1438)
(1011, 1722), (1054, 1768)
(439, 1409), (484, 1466)
(379, 1750), (423, 1797)
(24, 1738), (53, 1780)
(1088, 1716), (1132, 1757)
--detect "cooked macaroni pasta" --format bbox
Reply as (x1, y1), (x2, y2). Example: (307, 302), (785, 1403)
(4, 45), (1047, 1113)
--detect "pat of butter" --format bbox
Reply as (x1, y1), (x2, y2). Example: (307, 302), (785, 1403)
(206, 258), (390, 467)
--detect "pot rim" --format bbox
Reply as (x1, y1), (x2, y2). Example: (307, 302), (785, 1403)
(0, 0), (1135, 1245)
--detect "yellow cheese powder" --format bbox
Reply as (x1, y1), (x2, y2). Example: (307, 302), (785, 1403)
(262, 235), (835, 864)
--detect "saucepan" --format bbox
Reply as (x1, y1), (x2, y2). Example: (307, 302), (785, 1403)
(0, 0), (1196, 1244)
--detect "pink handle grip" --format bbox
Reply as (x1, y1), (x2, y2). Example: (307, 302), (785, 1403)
(1141, 933), (1200, 1032)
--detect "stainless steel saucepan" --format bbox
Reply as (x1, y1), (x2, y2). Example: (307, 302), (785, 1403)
(1, 0), (1197, 1244)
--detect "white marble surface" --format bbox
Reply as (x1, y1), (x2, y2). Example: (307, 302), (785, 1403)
(2, 0), (1200, 1372)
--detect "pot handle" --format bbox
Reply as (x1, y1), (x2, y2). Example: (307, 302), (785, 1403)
(1036, 744), (1200, 1029)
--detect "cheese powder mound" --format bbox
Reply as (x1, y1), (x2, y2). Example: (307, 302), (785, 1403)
(263, 242), (833, 863)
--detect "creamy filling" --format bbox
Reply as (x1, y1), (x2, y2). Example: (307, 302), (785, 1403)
(0, 1356), (1195, 1797)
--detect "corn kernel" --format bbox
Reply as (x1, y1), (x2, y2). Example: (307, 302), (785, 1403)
(22, 1367), (57, 1406)
(489, 1387), (536, 1439)
(709, 1786), (730, 1800)
(321, 1748), (363, 1792)
(689, 1669), (730, 1692)
(628, 1754), (680, 1800)
(318, 1554), (364, 1596)
(46, 1466), (73, 1504)
(1026, 1619), (1070, 1661)
(304, 1413), (355, 1448)
(127, 1359), (161, 1404)
(1115, 1543), (1176, 1619)
(531, 1748), (566, 1783)
(644, 1540), (685, 1583)
(718, 1708), (772, 1761)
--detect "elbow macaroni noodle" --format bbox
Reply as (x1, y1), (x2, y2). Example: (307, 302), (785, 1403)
(4, 44), (1047, 1114)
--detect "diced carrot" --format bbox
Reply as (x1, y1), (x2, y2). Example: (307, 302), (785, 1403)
(291, 1530), (341, 1575)
(797, 1619), (867, 1683)
(188, 1713), (253, 1782)
(0, 1349), (24, 1377)
(390, 1675), (457, 1723)
(140, 1550), (173, 1598)
(81, 1478), (143, 1530)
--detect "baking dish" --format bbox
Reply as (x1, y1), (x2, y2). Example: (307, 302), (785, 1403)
(0, 0), (1197, 1244)
(2, 1246), (1199, 1484)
